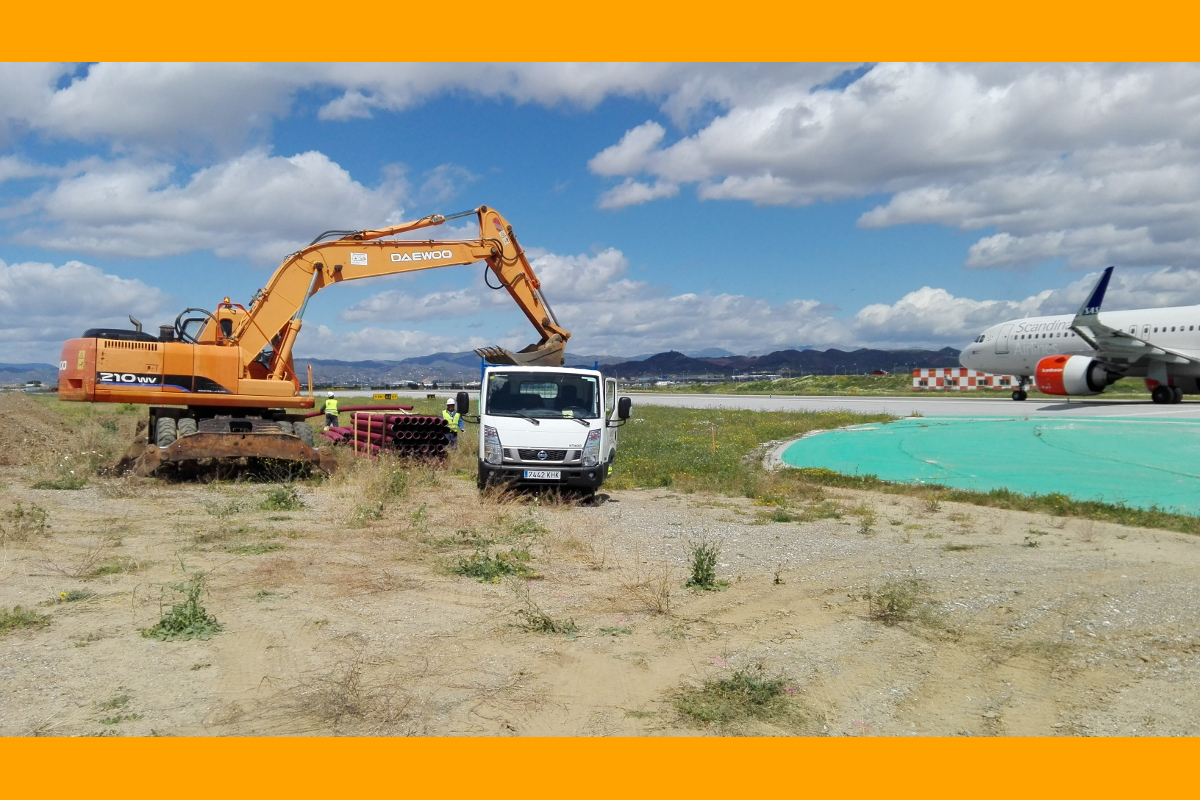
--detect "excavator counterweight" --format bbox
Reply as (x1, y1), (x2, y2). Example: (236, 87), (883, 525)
(59, 205), (571, 475)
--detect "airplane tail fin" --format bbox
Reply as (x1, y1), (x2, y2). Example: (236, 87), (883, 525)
(1076, 266), (1114, 319)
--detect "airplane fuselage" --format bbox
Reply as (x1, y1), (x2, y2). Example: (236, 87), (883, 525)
(960, 305), (1200, 383)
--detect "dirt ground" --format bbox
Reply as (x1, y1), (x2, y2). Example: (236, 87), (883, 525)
(4, 449), (1200, 738)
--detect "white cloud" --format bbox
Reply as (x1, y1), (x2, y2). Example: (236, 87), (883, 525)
(0, 259), (167, 361)
(18, 150), (407, 262)
(1, 63), (845, 153)
(589, 63), (1200, 270)
(596, 178), (679, 210)
(339, 288), (481, 323)
(589, 122), (667, 176)
(336, 243), (1200, 357)
(298, 324), (497, 361)
(416, 163), (476, 205)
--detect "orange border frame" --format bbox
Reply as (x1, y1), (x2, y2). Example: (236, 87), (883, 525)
(7, 737), (1199, 795)
(6, 1), (1200, 792)
(6, 0), (1200, 60)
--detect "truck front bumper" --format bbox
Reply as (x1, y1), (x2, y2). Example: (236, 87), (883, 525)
(479, 461), (607, 490)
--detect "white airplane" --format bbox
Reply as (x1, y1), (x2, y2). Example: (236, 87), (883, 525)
(960, 267), (1200, 404)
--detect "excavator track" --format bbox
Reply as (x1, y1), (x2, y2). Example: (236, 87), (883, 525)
(120, 411), (337, 477)
(124, 433), (337, 477)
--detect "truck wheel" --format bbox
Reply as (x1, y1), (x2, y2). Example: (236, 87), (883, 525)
(294, 422), (314, 447)
(155, 416), (177, 447)
(277, 421), (295, 436)
(177, 417), (197, 437)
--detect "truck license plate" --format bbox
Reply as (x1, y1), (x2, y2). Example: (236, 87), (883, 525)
(523, 469), (561, 480)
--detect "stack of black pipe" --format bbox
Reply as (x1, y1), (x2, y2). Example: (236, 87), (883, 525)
(350, 412), (452, 458)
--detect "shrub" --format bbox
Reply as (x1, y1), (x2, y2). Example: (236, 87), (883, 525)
(864, 578), (930, 626)
(454, 549), (535, 582)
(685, 539), (722, 590)
(261, 485), (304, 511)
(1, 502), (48, 542)
(675, 665), (792, 725)
(142, 575), (222, 641)
(513, 589), (576, 634)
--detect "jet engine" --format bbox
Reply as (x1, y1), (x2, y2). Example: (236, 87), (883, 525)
(1035, 355), (1109, 396)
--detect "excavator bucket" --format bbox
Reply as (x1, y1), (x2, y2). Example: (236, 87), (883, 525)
(475, 335), (566, 367)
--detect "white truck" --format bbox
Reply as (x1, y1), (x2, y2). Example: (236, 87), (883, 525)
(470, 365), (631, 493)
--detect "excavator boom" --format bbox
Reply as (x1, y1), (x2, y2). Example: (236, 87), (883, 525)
(239, 206), (566, 378)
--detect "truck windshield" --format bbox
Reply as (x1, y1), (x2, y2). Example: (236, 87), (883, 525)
(486, 372), (600, 419)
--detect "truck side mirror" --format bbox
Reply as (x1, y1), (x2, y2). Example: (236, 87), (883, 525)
(617, 396), (632, 420)
(456, 391), (471, 416)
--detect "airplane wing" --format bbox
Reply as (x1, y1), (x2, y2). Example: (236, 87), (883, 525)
(1070, 266), (1199, 368)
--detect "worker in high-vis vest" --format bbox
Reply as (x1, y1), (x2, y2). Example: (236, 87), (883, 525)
(324, 392), (339, 429)
(443, 398), (465, 447)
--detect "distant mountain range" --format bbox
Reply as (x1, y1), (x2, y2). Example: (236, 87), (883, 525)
(0, 363), (59, 386)
(588, 347), (962, 379)
(0, 346), (961, 389)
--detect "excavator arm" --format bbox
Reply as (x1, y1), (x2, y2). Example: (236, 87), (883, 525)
(201, 206), (568, 379)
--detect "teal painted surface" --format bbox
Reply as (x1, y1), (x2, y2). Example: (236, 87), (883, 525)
(780, 417), (1200, 513)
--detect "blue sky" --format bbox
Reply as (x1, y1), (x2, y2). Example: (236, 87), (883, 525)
(5, 63), (1200, 362)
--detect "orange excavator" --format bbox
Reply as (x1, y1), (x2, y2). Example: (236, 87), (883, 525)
(57, 205), (570, 475)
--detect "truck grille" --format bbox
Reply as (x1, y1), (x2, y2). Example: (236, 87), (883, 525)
(518, 448), (567, 461)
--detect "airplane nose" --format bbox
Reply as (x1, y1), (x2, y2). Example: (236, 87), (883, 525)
(959, 346), (977, 369)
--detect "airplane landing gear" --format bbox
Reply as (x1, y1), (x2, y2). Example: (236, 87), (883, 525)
(1151, 385), (1182, 404)
(1011, 376), (1029, 401)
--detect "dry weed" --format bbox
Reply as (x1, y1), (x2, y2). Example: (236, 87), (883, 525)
(619, 556), (674, 615)
(1, 501), (49, 544)
(1076, 519), (1097, 543)
(249, 555), (300, 588)
(289, 641), (411, 733)
(336, 568), (409, 595)
(36, 538), (114, 579)
(556, 516), (614, 570)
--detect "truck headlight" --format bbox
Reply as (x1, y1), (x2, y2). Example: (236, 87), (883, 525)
(581, 429), (601, 467)
(484, 425), (503, 465)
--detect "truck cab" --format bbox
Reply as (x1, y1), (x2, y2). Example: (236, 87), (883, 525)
(476, 365), (631, 493)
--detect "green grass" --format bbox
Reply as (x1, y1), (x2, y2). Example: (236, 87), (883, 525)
(82, 556), (138, 580)
(675, 665), (794, 726)
(56, 589), (96, 603)
(0, 606), (51, 635)
(789, 468), (1200, 536)
(261, 485), (304, 511)
(608, 406), (891, 494)
(453, 548), (536, 582)
(32, 475), (88, 490)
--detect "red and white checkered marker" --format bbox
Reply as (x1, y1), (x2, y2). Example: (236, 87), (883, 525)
(912, 367), (1018, 391)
